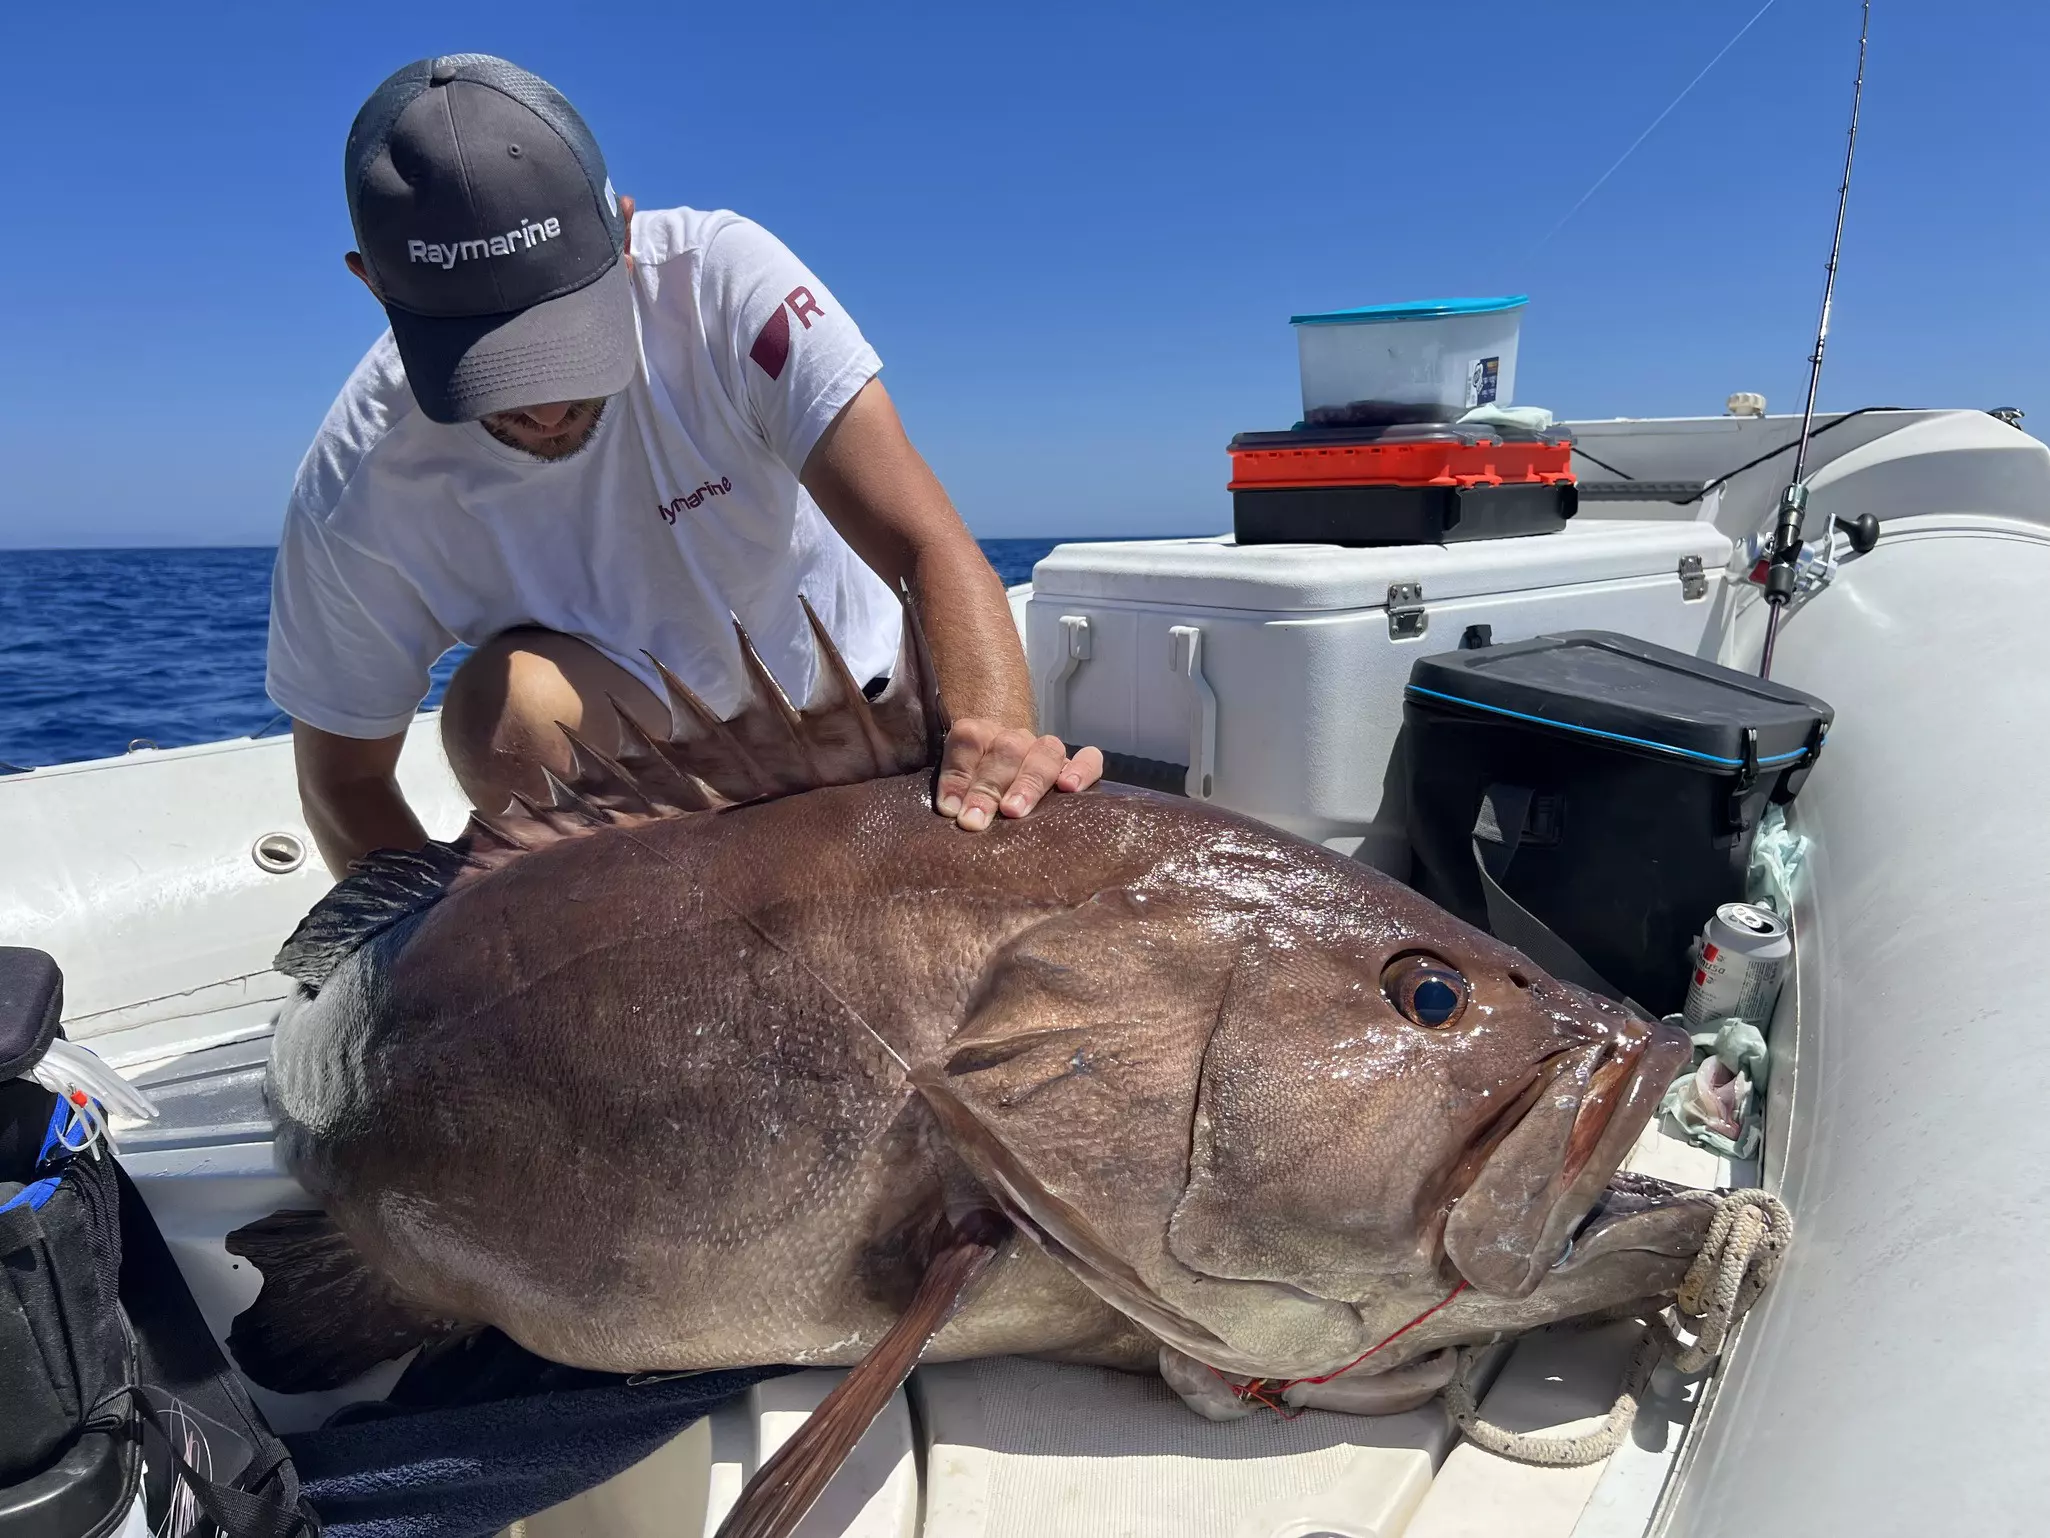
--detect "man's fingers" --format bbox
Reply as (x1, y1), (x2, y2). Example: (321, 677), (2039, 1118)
(935, 719), (997, 818)
(936, 726), (1108, 830)
(953, 727), (1036, 831)
(999, 736), (1073, 819)
(1057, 745), (1104, 793)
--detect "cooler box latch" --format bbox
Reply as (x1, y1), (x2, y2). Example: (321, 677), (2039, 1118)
(1678, 554), (1708, 600)
(1387, 583), (1427, 640)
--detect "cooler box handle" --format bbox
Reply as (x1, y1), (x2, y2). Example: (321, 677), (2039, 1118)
(1169, 626), (1217, 801)
(1037, 615), (1092, 741)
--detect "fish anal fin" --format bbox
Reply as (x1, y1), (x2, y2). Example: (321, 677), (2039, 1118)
(225, 1208), (461, 1395)
(712, 1213), (1008, 1538)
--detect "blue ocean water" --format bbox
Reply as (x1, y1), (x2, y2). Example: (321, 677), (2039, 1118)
(0, 540), (1068, 770)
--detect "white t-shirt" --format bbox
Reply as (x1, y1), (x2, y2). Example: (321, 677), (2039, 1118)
(266, 207), (902, 740)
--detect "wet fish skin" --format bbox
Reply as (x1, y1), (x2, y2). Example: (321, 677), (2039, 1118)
(264, 768), (1694, 1392)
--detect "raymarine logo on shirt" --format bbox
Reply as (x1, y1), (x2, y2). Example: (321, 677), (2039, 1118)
(407, 216), (564, 272)
(658, 477), (733, 524)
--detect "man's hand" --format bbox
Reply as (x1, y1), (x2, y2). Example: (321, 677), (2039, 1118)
(935, 722), (1104, 831)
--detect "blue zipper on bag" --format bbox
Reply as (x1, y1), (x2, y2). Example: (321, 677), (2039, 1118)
(1405, 684), (1817, 769)
(0, 1099), (86, 1215)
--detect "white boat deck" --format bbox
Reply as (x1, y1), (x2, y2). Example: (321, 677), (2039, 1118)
(8, 407), (2050, 1534)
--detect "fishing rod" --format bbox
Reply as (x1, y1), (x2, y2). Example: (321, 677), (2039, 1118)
(1758, 0), (1874, 681)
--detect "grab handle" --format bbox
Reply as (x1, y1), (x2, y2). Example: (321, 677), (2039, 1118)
(1038, 615), (1092, 741)
(1169, 626), (1217, 801)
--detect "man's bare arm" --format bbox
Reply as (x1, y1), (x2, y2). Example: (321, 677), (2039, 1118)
(293, 721), (429, 877)
(801, 378), (1102, 829)
(803, 379), (1029, 721)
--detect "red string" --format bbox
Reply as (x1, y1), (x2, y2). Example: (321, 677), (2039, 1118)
(1205, 1279), (1471, 1416)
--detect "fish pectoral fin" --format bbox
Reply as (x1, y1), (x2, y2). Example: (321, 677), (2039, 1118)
(224, 1207), (460, 1395)
(713, 1211), (1009, 1538)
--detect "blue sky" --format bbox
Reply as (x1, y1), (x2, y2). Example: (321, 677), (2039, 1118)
(2, 2), (2041, 547)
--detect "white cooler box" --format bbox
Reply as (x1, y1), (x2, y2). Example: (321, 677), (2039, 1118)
(1026, 520), (1734, 874)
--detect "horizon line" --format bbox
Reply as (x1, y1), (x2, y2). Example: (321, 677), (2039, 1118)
(0, 532), (1187, 555)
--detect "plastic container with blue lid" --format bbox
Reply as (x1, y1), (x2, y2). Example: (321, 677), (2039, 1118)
(1292, 295), (1527, 428)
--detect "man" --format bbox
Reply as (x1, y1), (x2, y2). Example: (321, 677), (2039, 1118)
(267, 54), (1100, 876)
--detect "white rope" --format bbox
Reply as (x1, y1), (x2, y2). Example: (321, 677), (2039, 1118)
(1446, 1188), (1792, 1468)
(1670, 1187), (1792, 1373)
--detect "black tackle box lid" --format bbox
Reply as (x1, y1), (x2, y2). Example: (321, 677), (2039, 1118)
(1406, 631), (1833, 775)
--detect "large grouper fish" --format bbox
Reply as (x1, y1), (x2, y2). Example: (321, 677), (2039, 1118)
(229, 599), (1715, 1535)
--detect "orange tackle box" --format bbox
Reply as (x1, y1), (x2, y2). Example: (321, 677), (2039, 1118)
(1228, 422), (1578, 547)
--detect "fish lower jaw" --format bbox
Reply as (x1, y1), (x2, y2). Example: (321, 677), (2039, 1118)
(1552, 1171), (1720, 1272)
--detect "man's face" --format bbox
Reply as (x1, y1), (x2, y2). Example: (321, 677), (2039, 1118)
(476, 398), (609, 461)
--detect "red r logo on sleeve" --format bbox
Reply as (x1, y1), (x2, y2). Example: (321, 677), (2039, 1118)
(750, 288), (830, 378)
(786, 287), (825, 330)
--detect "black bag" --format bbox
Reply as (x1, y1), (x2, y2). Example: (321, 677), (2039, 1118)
(1403, 633), (1831, 1016)
(0, 947), (318, 1538)
(0, 1112), (135, 1536)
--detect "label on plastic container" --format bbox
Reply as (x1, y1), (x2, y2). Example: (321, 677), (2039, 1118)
(1466, 356), (1500, 408)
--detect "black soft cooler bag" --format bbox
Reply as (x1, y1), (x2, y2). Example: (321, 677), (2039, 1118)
(1403, 631), (1832, 1017)
(0, 947), (316, 1538)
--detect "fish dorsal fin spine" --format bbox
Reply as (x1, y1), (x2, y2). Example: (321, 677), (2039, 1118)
(553, 724), (656, 816)
(544, 588), (941, 814)
(274, 593), (941, 993)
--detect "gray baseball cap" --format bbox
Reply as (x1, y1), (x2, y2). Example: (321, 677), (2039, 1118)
(344, 55), (635, 424)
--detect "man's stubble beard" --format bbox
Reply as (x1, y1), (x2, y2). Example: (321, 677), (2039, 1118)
(478, 397), (610, 462)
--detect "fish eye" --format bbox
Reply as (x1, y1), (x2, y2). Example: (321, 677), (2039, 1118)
(1382, 955), (1469, 1028)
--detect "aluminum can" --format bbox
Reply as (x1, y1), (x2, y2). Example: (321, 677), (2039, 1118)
(1683, 902), (1791, 1027)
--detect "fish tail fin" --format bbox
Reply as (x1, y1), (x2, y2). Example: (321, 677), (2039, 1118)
(225, 1208), (458, 1394)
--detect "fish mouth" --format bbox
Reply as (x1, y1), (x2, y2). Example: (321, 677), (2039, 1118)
(1553, 1170), (1721, 1273)
(1443, 1008), (1693, 1299)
